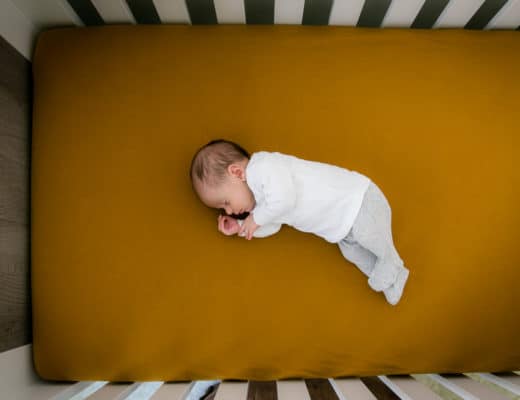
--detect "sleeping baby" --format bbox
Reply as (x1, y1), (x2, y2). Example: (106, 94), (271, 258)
(190, 139), (410, 305)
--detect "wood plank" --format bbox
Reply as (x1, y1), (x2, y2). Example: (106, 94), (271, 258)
(117, 382), (163, 399)
(199, 382), (219, 400)
(185, 380), (222, 400)
(277, 379), (311, 400)
(153, 0), (191, 24)
(424, 374), (479, 400)
(304, 379), (339, 400)
(90, 0), (136, 24)
(0, 35), (31, 103)
(440, 374), (512, 400)
(465, 0), (509, 29)
(89, 382), (137, 399)
(0, 0), (36, 59)
(214, 381), (249, 400)
(0, 345), (74, 399)
(471, 372), (520, 397)
(0, 134), (29, 223)
(9, 0), (81, 29)
(125, 0), (161, 24)
(385, 376), (442, 400)
(247, 380), (277, 400)
(330, 377), (377, 399)
(65, 0), (104, 25)
(0, 33), (31, 353)
(151, 382), (191, 399)
(50, 381), (108, 399)
(359, 376), (400, 400)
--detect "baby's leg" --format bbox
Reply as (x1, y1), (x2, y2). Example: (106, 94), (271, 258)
(337, 230), (377, 278)
(350, 182), (409, 293)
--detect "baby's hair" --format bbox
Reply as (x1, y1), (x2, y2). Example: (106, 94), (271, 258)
(190, 139), (250, 189)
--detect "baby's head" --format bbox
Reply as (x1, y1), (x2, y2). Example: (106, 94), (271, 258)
(190, 139), (256, 217)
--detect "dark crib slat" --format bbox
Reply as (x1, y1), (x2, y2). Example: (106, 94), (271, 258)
(304, 378), (340, 400)
(247, 380), (277, 400)
(360, 376), (401, 400)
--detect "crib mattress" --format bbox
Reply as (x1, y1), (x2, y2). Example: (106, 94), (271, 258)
(31, 25), (519, 381)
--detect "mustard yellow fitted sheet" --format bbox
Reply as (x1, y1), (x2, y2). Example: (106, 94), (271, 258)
(31, 25), (519, 381)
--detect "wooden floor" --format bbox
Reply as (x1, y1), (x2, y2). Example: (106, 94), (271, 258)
(0, 35), (32, 352)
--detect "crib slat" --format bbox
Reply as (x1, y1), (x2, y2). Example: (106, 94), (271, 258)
(90, 0), (136, 24)
(152, 0), (191, 24)
(304, 378), (341, 400)
(50, 381), (108, 399)
(87, 382), (136, 399)
(378, 376), (417, 400)
(424, 374), (480, 400)
(359, 377), (401, 399)
(116, 382), (163, 399)
(277, 379), (311, 400)
(171, 380), (220, 400)
(329, 378), (377, 399)
(440, 374), (513, 400)
(46, 372), (520, 400)
(472, 372), (520, 396)
(247, 381), (277, 399)
(498, 372), (520, 387)
(384, 376), (443, 399)
(150, 382), (191, 400)
(213, 381), (249, 400)
(0, 345), (74, 400)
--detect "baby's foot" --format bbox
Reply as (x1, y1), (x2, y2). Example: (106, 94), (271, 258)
(383, 267), (410, 306)
(368, 259), (399, 292)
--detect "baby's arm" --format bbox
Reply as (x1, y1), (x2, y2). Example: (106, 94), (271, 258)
(237, 218), (282, 238)
(248, 156), (296, 227)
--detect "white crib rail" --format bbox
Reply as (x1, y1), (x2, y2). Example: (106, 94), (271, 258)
(2, 346), (519, 400)
(42, 372), (520, 400)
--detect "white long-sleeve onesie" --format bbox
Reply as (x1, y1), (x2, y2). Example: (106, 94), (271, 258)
(237, 151), (371, 243)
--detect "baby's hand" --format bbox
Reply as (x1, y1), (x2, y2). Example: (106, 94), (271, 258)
(217, 214), (240, 236)
(238, 214), (260, 240)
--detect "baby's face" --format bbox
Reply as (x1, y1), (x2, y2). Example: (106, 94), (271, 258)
(197, 161), (256, 217)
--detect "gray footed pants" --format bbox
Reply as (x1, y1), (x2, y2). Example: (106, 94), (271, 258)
(338, 181), (408, 292)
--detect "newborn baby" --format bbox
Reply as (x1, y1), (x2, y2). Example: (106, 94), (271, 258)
(190, 139), (410, 305)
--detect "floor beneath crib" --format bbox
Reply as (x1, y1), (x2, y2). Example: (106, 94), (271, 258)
(200, 375), (465, 400)
(198, 372), (520, 400)
(0, 35), (32, 353)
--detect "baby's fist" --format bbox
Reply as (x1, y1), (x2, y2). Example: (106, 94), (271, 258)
(218, 214), (240, 236)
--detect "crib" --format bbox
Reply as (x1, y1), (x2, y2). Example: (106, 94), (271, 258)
(1, 1), (519, 399)
(2, 345), (520, 399)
